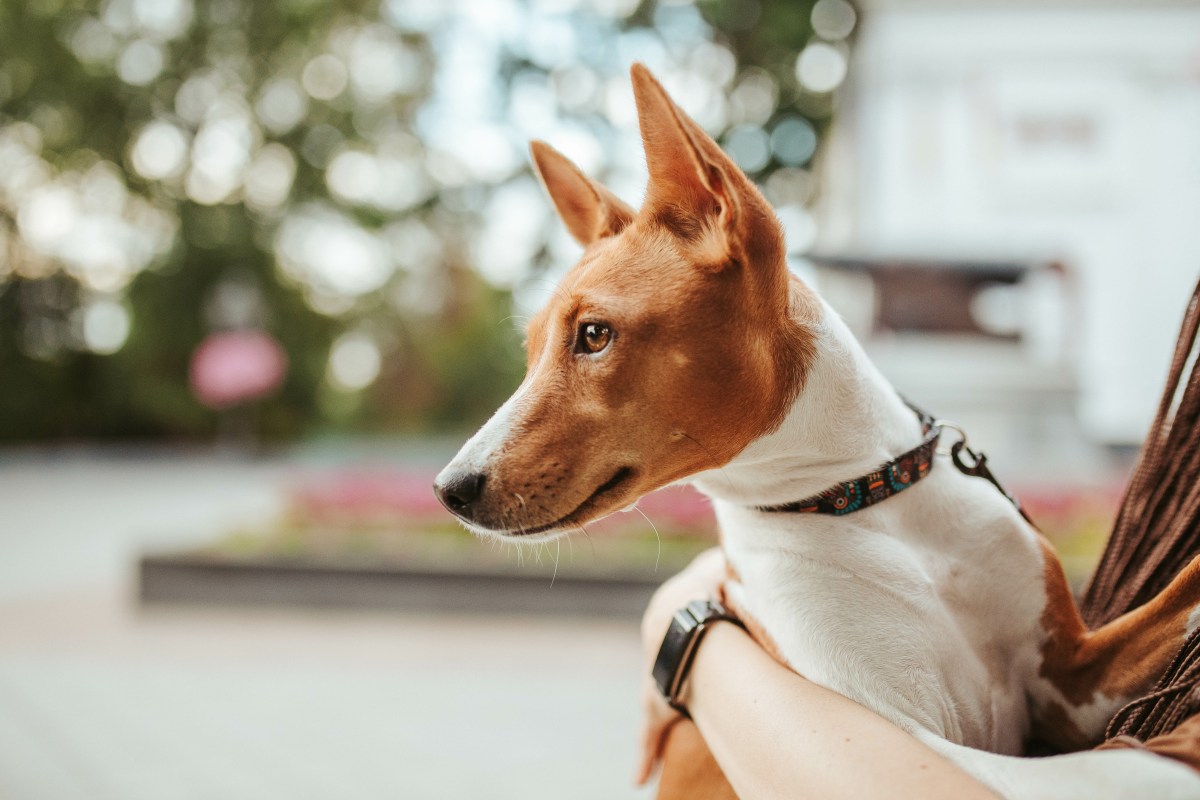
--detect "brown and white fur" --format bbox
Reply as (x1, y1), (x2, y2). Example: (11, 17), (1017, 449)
(434, 64), (1200, 799)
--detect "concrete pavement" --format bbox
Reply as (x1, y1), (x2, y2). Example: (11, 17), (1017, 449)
(0, 448), (652, 800)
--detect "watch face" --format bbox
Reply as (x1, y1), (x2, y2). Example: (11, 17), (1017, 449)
(685, 599), (713, 622)
(652, 612), (696, 698)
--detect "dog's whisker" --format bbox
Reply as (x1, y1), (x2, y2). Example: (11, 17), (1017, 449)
(632, 504), (663, 574)
(499, 314), (531, 328)
(576, 523), (596, 562)
(550, 538), (561, 588)
(505, 505), (529, 543)
(529, 275), (572, 308)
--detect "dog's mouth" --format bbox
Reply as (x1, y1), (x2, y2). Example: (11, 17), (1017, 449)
(478, 466), (636, 538)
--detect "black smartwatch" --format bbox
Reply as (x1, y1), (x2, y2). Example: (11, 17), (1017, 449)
(651, 598), (745, 715)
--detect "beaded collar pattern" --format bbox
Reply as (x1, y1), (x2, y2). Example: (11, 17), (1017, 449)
(756, 404), (940, 516)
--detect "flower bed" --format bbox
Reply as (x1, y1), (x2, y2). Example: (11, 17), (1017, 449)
(210, 468), (1116, 583)
(141, 467), (1119, 615)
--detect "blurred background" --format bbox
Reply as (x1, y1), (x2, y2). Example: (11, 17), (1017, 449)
(2, 0), (1199, 797)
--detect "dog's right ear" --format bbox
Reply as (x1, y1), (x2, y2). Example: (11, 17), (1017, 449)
(530, 140), (634, 246)
(630, 63), (783, 273)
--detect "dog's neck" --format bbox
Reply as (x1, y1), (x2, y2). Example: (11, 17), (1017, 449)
(691, 297), (924, 508)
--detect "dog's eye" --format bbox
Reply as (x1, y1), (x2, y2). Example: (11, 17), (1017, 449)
(576, 322), (612, 355)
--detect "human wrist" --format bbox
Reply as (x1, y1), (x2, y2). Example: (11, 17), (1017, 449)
(673, 617), (751, 711)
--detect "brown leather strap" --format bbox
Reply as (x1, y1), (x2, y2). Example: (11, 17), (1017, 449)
(1081, 277), (1200, 629)
(1084, 276), (1200, 744)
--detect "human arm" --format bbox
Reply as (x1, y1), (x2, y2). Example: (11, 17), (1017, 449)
(635, 549), (1000, 800)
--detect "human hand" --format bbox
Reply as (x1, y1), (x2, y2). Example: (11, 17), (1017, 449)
(634, 546), (728, 786)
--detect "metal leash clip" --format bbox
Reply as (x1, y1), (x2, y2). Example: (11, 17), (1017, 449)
(933, 419), (1034, 526)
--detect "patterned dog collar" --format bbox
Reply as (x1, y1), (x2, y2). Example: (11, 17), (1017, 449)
(756, 402), (941, 516)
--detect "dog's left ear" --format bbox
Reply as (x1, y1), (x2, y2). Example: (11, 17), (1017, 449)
(631, 63), (779, 271)
(530, 140), (635, 246)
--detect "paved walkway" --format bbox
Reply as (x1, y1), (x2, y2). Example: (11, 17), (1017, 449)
(0, 449), (650, 800)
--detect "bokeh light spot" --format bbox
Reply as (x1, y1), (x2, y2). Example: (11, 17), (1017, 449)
(81, 298), (131, 354)
(275, 205), (395, 299)
(67, 16), (118, 65)
(256, 79), (309, 135)
(795, 41), (848, 94)
(723, 124), (771, 173)
(328, 332), (382, 391)
(244, 143), (296, 212)
(552, 66), (600, 113)
(175, 72), (220, 126)
(326, 149), (378, 204)
(591, 0), (640, 19)
(116, 40), (165, 86)
(474, 178), (547, 287)
(770, 116), (818, 167)
(811, 0), (856, 41)
(765, 167), (814, 208)
(132, 0), (194, 40)
(382, 0), (447, 33)
(689, 43), (737, 89)
(348, 27), (424, 101)
(302, 54), (349, 101)
(130, 121), (189, 180)
(728, 68), (778, 126)
(187, 113), (255, 205)
(18, 186), (77, 248)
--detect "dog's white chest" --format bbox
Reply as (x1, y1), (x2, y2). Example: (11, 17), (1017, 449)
(711, 488), (1046, 755)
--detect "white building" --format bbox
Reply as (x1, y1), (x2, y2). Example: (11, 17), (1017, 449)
(818, 0), (1200, 451)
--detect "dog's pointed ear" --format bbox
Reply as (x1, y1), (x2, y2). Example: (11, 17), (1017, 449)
(631, 63), (769, 268)
(530, 140), (634, 246)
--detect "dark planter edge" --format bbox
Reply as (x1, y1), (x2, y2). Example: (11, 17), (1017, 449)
(138, 551), (668, 618)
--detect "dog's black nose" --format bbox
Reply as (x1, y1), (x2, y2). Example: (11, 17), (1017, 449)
(434, 471), (486, 516)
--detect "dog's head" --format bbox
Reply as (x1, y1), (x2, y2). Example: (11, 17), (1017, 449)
(434, 64), (819, 540)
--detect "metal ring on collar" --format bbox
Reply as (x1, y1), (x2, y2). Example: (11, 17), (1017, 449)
(932, 419), (969, 456)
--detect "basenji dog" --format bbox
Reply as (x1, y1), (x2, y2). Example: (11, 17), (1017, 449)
(434, 64), (1200, 799)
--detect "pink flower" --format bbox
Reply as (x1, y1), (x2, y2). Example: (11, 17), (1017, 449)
(291, 470), (448, 524)
(190, 330), (288, 410)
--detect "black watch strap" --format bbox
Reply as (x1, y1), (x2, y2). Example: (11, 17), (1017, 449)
(651, 599), (744, 715)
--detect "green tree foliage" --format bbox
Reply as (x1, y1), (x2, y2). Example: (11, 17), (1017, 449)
(0, 0), (850, 442)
